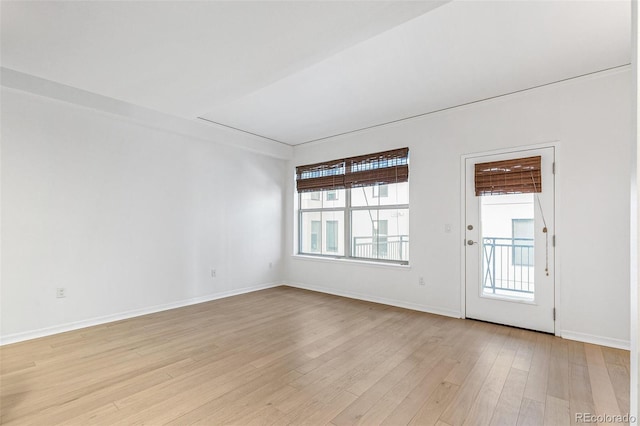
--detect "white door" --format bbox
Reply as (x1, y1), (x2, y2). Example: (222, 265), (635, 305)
(465, 147), (555, 333)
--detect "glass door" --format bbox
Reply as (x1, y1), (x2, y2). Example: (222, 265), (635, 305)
(465, 147), (555, 333)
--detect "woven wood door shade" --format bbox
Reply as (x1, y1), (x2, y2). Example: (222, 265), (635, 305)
(296, 148), (409, 193)
(475, 156), (541, 196)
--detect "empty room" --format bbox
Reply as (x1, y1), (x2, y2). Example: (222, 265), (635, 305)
(1, 1), (639, 425)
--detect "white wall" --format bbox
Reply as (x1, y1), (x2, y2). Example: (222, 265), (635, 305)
(630, 0), (639, 419)
(1, 68), (632, 350)
(1, 88), (287, 343)
(286, 68), (632, 348)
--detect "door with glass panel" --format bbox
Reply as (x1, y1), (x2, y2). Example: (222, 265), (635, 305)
(465, 147), (555, 333)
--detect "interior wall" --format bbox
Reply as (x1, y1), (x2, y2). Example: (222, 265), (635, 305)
(630, 0), (639, 417)
(1, 68), (632, 349)
(285, 68), (632, 348)
(1, 88), (286, 343)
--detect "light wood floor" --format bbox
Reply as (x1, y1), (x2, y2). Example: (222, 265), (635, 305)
(0, 286), (630, 425)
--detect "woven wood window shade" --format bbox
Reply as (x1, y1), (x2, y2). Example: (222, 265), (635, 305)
(475, 156), (541, 196)
(295, 159), (346, 193)
(345, 148), (409, 188)
(296, 148), (409, 193)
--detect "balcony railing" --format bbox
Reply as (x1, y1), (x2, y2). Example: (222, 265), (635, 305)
(483, 237), (534, 296)
(353, 235), (409, 261)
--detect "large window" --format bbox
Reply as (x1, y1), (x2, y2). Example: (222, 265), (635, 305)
(296, 148), (409, 264)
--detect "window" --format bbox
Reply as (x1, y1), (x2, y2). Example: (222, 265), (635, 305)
(512, 218), (534, 266)
(326, 221), (339, 252)
(310, 220), (321, 252)
(373, 220), (388, 257)
(372, 184), (388, 198)
(299, 192), (345, 256)
(296, 148), (409, 264)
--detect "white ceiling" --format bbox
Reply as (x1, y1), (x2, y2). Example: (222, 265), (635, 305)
(1, 1), (631, 145)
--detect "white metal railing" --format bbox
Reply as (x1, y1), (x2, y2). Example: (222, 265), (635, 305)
(483, 237), (534, 295)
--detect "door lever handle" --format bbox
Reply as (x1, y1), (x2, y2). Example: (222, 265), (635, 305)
(467, 240), (477, 246)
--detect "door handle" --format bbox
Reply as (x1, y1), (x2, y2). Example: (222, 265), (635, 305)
(467, 240), (477, 246)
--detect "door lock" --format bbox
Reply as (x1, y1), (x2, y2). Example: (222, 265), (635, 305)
(467, 225), (474, 230)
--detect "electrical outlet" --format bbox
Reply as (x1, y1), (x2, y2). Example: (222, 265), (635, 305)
(56, 288), (66, 298)
(211, 269), (216, 278)
(418, 277), (425, 286)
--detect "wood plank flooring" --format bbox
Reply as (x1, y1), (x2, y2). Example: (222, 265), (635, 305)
(0, 286), (630, 425)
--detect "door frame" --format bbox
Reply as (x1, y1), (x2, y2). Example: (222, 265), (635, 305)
(459, 141), (561, 336)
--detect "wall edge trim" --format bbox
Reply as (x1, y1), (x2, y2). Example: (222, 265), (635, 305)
(0, 282), (283, 346)
(561, 329), (630, 350)
(284, 281), (462, 319)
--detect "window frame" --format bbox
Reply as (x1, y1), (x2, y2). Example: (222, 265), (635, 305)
(297, 187), (409, 265)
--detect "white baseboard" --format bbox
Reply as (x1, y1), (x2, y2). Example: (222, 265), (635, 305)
(285, 283), (630, 351)
(284, 281), (462, 319)
(5, 283), (627, 351)
(561, 330), (630, 350)
(0, 282), (282, 346)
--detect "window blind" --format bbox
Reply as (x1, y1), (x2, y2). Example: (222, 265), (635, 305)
(474, 155), (541, 196)
(296, 148), (409, 193)
(295, 158), (346, 193)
